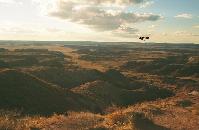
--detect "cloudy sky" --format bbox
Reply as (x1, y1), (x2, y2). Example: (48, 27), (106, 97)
(0, 0), (198, 43)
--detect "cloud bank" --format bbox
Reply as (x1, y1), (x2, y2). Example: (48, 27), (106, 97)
(33, 0), (161, 37)
(175, 13), (193, 19)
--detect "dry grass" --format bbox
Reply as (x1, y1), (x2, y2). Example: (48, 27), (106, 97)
(0, 110), (27, 130)
(0, 110), (162, 130)
(1, 89), (198, 130)
(0, 111), (104, 130)
(0, 109), (67, 130)
(59, 112), (104, 130)
(104, 110), (134, 129)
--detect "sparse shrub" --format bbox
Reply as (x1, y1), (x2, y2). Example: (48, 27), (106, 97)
(62, 112), (104, 130)
(147, 106), (164, 115)
(0, 110), (27, 130)
(107, 110), (128, 125)
(176, 100), (193, 107)
(131, 113), (169, 130)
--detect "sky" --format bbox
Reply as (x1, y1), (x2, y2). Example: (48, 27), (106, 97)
(0, 0), (198, 43)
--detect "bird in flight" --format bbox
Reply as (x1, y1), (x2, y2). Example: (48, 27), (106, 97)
(139, 36), (150, 41)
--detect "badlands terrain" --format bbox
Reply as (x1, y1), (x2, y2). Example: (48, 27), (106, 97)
(0, 41), (198, 130)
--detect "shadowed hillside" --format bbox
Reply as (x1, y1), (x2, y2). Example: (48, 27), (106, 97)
(31, 68), (102, 89)
(72, 79), (173, 109)
(0, 69), (100, 115)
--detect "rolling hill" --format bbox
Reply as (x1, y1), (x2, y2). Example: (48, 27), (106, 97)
(72, 80), (174, 109)
(0, 69), (100, 115)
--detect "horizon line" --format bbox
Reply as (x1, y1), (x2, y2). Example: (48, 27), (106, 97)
(0, 40), (197, 45)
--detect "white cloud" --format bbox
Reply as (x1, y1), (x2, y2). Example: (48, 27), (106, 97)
(50, 0), (148, 5)
(140, 1), (154, 8)
(46, 0), (161, 37)
(112, 25), (139, 37)
(175, 13), (193, 19)
(31, 0), (148, 7)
